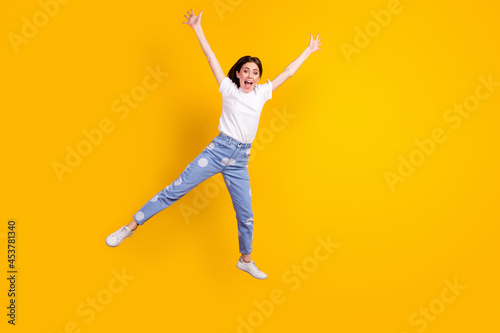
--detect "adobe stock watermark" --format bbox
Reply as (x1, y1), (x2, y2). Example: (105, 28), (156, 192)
(51, 65), (169, 182)
(178, 106), (296, 223)
(213, 0), (245, 21)
(399, 277), (466, 333)
(339, 0), (412, 63)
(385, 74), (499, 191)
(225, 235), (340, 333)
(51, 267), (135, 333)
(7, 0), (71, 54)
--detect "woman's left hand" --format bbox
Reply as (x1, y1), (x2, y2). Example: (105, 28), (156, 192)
(307, 34), (322, 53)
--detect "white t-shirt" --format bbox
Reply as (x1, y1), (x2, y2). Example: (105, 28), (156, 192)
(218, 76), (273, 143)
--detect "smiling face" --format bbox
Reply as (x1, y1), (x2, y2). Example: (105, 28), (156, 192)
(236, 62), (261, 93)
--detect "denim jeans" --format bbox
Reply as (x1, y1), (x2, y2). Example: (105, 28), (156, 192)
(133, 132), (255, 254)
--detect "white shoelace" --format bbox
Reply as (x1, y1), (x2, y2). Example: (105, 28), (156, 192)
(243, 260), (261, 272)
(115, 227), (129, 240)
(250, 261), (261, 272)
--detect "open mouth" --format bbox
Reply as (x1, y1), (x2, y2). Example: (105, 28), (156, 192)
(244, 80), (253, 89)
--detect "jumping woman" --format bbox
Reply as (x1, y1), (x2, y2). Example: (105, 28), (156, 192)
(106, 9), (322, 280)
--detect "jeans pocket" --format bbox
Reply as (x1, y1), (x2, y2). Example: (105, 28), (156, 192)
(211, 137), (224, 148)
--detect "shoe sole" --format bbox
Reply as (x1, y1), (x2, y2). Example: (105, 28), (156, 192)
(105, 239), (120, 247)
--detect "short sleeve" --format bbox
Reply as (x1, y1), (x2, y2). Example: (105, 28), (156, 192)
(219, 77), (235, 96)
(263, 79), (272, 101)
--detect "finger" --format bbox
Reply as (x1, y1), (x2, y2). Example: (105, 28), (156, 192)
(191, 9), (194, 16)
(316, 34), (320, 41)
(184, 15), (189, 20)
(310, 34), (313, 43)
(199, 10), (203, 18)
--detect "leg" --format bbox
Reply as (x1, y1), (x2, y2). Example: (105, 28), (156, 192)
(222, 149), (267, 279)
(241, 253), (251, 263)
(222, 165), (254, 256)
(133, 146), (221, 225)
(106, 139), (223, 248)
(127, 220), (138, 231)
(224, 165), (267, 279)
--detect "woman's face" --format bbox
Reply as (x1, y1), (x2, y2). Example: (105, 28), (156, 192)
(236, 62), (260, 93)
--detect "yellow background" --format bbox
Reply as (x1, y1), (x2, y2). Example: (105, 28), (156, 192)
(1, 0), (499, 332)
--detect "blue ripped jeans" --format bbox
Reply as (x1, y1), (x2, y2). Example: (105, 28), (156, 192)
(133, 132), (254, 254)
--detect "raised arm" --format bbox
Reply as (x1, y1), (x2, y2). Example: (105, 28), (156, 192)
(271, 34), (322, 92)
(182, 9), (225, 86)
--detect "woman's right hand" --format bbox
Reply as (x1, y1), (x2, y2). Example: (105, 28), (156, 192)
(182, 9), (203, 30)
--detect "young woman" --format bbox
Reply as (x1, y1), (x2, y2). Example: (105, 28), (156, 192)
(106, 9), (322, 280)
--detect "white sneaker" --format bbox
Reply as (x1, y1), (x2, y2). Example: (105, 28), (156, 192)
(237, 257), (267, 280)
(106, 226), (135, 247)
